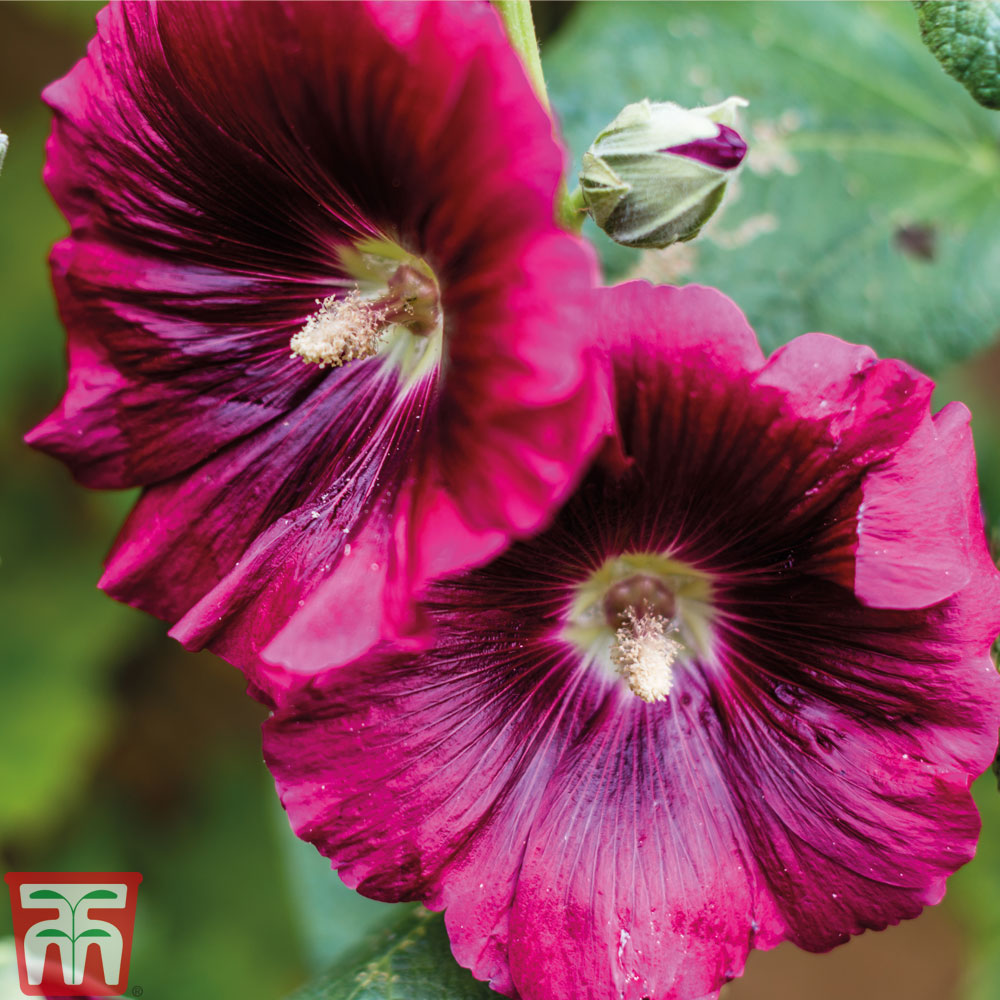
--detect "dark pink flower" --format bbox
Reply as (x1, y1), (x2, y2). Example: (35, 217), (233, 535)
(265, 282), (1000, 1000)
(26, 0), (604, 688)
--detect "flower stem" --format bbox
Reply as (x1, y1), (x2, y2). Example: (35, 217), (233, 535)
(493, 2), (587, 232)
(562, 185), (587, 226)
(494, 0), (549, 110)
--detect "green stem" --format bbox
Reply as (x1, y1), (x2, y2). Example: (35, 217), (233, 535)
(493, 0), (549, 109)
(560, 185), (587, 230)
(494, 2), (588, 232)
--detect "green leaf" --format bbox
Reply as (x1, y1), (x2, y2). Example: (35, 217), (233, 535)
(28, 890), (67, 901)
(77, 929), (112, 938)
(544, 1), (1000, 372)
(913, 0), (1000, 109)
(286, 907), (493, 1000)
(34, 929), (70, 939)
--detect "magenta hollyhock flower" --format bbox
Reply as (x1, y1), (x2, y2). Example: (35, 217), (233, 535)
(26, 0), (604, 686)
(265, 282), (1000, 1000)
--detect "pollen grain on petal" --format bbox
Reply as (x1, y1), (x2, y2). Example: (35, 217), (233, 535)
(290, 291), (384, 369)
(611, 608), (681, 702)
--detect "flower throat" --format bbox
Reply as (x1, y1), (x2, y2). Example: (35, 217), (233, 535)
(604, 574), (680, 703)
(291, 263), (440, 369)
(563, 553), (716, 704)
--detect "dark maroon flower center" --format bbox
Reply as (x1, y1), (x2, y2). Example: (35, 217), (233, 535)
(380, 264), (441, 336)
(663, 124), (747, 170)
(602, 573), (676, 629)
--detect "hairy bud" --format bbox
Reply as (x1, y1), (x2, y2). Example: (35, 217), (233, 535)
(580, 97), (748, 248)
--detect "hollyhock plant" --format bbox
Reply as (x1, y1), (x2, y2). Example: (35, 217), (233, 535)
(265, 282), (1000, 1000)
(26, 0), (603, 685)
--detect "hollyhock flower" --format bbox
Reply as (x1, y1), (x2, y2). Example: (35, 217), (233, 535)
(26, 0), (603, 686)
(265, 282), (1000, 1000)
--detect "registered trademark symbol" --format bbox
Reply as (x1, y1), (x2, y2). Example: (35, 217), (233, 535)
(130, 987), (144, 997)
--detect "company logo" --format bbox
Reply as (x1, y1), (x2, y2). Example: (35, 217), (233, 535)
(5, 872), (142, 997)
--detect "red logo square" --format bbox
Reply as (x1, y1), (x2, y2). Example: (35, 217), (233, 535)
(5, 872), (142, 997)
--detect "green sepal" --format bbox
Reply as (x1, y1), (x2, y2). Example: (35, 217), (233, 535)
(579, 151), (630, 226)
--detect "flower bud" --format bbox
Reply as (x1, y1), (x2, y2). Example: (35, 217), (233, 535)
(0, 132), (7, 175)
(580, 97), (748, 249)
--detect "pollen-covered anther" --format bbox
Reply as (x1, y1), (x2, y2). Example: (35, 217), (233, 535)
(611, 608), (681, 702)
(290, 291), (385, 369)
(290, 264), (440, 369)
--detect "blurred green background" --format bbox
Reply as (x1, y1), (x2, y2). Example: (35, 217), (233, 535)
(1, 3), (998, 999)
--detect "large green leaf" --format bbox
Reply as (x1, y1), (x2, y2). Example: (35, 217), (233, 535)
(287, 907), (492, 1000)
(914, 0), (1000, 109)
(545, 1), (1000, 371)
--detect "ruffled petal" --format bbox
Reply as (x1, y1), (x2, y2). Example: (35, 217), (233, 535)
(853, 402), (978, 608)
(714, 588), (1000, 951)
(754, 333), (932, 457)
(432, 233), (605, 543)
(601, 280), (765, 376)
(509, 689), (785, 1000)
(99, 361), (405, 656)
(754, 333), (977, 607)
(26, 237), (322, 486)
(264, 570), (592, 994)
